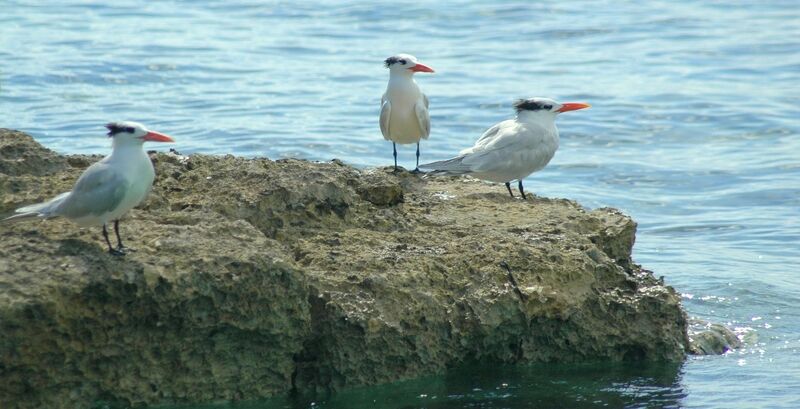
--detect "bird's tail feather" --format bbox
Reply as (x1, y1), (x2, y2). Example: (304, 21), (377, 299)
(419, 155), (472, 175)
(424, 169), (470, 177)
(1, 212), (44, 224)
(1, 192), (70, 224)
(17, 202), (52, 214)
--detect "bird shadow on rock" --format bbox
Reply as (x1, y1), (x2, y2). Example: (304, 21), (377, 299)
(52, 239), (152, 327)
(56, 238), (107, 258)
(55, 238), (144, 278)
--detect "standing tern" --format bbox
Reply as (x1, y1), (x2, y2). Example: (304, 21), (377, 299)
(420, 98), (590, 198)
(380, 53), (435, 172)
(2, 121), (174, 255)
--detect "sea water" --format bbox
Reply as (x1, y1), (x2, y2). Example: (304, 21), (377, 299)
(1, 1), (799, 407)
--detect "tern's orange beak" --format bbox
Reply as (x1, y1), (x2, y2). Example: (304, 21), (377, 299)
(143, 130), (174, 143)
(409, 62), (435, 73)
(556, 102), (591, 113)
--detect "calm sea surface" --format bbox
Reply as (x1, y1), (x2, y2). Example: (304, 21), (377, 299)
(2, 1), (799, 407)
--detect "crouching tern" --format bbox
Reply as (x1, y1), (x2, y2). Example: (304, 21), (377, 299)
(2, 122), (174, 255)
(380, 53), (435, 172)
(420, 98), (590, 198)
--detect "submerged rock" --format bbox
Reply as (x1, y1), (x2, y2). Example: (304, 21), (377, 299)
(688, 319), (743, 355)
(0, 129), (689, 408)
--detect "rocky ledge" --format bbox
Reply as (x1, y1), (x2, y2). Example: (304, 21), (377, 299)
(1, 129), (690, 408)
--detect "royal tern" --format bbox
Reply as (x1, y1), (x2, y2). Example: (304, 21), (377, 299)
(2, 121), (174, 255)
(379, 53), (435, 171)
(420, 98), (590, 198)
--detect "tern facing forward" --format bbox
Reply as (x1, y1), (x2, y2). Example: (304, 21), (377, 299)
(2, 122), (174, 255)
(420, 98), (590, 198)
(380, 53), (435, 171)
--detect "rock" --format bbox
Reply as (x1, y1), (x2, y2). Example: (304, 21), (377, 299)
(0, 129), (70, 176)
(688, 319), (743, 355)
(0, 129), (690, 408)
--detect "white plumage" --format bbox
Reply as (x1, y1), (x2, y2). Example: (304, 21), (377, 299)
(379, 53), (435, 171)
(421, 98), (590, 198)
(2, 121), (174, 255)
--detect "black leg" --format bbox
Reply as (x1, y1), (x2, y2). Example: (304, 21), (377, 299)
(113, 220), (135, 253)
(392, 142), (398, 171)
(505, 182), (514, 198)
(103, 224), (124, 256)
(114, 220), (124, 248)
(102, 224), (113, 251)
(518, 180), (527, 200)
(414, 142), (420, 172)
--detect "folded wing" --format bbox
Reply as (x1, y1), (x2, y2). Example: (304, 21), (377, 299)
(56, 162), (129, 220)
(379, 94), (391, 140)
(415, 93), (430, 140)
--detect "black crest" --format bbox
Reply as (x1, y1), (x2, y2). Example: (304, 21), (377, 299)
(384, 56), (406, 67)
(513, 99), (554, 113)
(105, 122), (135, 137)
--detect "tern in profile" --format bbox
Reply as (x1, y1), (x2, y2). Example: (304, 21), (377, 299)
(420, 98), (590, 198)
(2, 121), (174, 255)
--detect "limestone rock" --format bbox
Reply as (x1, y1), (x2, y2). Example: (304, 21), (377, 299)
(0, 129), (690, 408)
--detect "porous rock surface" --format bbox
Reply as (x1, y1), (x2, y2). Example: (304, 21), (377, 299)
(0, 129), (689, 408)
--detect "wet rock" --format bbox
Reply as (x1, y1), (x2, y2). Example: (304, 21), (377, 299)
(0, 129), (690, 408)
(688, 319), (743, 355)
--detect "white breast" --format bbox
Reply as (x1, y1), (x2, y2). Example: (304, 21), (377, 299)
(385, 78), (425, 144)
(110, 150), (155, 220)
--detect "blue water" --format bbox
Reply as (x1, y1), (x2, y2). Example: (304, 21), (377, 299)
(2, 1), (800, 407)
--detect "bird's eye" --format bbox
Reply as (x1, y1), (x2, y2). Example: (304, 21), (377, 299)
(543, 105), (553, 110)
(125, 127), (135, 133)
(399, 59), (407, 65)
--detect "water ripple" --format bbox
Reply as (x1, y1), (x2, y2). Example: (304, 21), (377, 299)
(2, 1), (799, 407)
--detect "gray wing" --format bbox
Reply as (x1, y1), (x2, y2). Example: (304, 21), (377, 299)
(380, 94), (391, 140)
(473, 122), (502, 146)
(56, 162), (129, 219)
(415, 93), (430, 139)
(461, 123), (544, 172)
(456, 120), (508, 157)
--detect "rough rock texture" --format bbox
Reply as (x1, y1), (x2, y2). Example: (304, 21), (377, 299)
(0, 129), (690, 408)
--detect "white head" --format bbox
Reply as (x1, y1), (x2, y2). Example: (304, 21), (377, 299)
(105, 121), (174, 147)
(384, 54), (435, 76)
(513, 98), (591, 122)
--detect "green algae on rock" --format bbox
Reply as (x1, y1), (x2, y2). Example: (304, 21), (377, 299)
(1, 129), (689, 408)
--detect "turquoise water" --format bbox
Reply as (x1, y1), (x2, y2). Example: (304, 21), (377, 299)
(2, 1), (800, 407)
